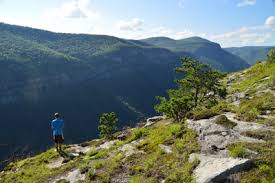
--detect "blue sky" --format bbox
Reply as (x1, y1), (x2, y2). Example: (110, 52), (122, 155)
(0, 0), (274, 47)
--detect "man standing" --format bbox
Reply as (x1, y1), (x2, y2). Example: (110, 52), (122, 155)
(51, 113), (64, 152)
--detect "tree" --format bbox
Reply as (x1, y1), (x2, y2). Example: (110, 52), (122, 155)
(155, 57), (226, 121)
(267, 48), (275, 62)
(175, 57), (226, 107)
(155, 89), (193, 122)
(98, 112), (118, 139)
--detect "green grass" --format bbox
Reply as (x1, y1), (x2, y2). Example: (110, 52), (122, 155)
(229, 61), (275, 93)
(237, 92), (275, 121)
(188, 102), (234, 120)
(1, 149), (79, 183)
(228, 130), (275, 183)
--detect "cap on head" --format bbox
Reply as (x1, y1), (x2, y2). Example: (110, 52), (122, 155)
(54, 113), (60, 118)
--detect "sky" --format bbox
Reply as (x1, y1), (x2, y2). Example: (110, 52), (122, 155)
(0, 0), (275, 47)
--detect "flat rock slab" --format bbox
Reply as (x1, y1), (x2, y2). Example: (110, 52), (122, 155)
(97, 140), (118, 150)
(225, 112), (275, 132)
(47, 157), (64, 169)
(190, 154), (252, 183)
(52, 169), (85, 183)
(187, 112), (272, 155)
(68, 145), (91, 154)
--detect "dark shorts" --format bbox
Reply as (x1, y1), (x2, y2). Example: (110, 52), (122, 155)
(53, 135), (64, 143)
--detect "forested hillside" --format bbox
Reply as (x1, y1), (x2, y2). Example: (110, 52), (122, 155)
(225, 46), (275, 65)
(141, 37), (249, 71)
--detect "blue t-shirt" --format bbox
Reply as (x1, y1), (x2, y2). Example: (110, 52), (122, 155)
(51, 119), (64, 136)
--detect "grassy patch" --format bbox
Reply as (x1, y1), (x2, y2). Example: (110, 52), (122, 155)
(228, 143), (250, 158)
(214, 115), (237, 129)
(241, 131), (274, 141)
(228, 130), (275, 182)
(124, 124), (199, 183)
(230, 62), (275, 93)
(188, 102), (233, 120)
(1, 149), (79, 183)
(237, 92), (275, 121)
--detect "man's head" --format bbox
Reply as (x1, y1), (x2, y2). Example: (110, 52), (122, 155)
(54, 113), (60, 119)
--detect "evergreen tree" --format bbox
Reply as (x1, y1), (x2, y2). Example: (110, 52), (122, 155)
(155, 57), (226, 121)
(98, 112), (118, 138)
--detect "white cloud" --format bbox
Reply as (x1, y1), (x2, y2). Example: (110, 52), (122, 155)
(265, 16), (275, 28)
(210, 18), (273, 47)
(178, 0), (185, 8)
(237, 0), (256, 7)
(116, 18), (144, 31)
(43, 0), (98, 19)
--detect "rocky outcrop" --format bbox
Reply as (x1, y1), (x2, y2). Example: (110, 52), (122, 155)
(187, 112), (274, 183)
(190, 154), (253, 183)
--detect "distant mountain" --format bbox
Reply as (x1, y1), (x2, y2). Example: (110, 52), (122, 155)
(0, 23), (249, 161)
(225, 46), (275, 65)
(141, 37), (249, 71)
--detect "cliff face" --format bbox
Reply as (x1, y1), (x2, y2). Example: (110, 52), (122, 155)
(1, 61), (274, 183)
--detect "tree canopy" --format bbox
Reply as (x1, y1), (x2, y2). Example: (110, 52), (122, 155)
(155, 57), (227, 121)
(98, 112), (118, 139)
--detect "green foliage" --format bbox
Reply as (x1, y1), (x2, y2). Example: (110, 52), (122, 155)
(126, 123), (199, 183)
(230, 61), (275, 93)
(155, 57), (226, 121)
(189, 107), (219, 120)
(231, 130), (275, 182)
(267, 48), (275, 62)
(176, 57), (227, 107)
(155, 90), (193, 122)
(225, 46), (274, 65)
(228, 144), (249, 158)
(98, 112), (118, 138)
(237, 92), (275, 121)
(214, 115), (237, 129)
(129, 176), (156, 183)
(88, 149), (109, 160)
(129, 128), (149, 141)
(87, 169), (96, 180)
(0, 149), (78, 183)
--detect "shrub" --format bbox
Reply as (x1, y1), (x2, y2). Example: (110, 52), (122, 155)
(228, 144), (249, 158)
(87, 169), (96, 180)
(191, 107), (219, 120)
(214, 115), (237, 129)
(98, 112), (118, 139)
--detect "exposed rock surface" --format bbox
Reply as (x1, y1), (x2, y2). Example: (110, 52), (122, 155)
(190, 154), (252, 183)
(159, 144), (172, 153)
(47, 157), (64, 169)
(96, 140), (118, 150)
(187, 112), (274, 183)
(50, 169), (85, 183)
(68, 144), (91, 154)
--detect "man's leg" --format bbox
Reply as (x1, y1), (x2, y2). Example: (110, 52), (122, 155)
(59, 143), (62, 152)
(55, 143), (59, 152)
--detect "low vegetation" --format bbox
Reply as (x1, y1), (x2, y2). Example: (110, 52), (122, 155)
(237, 92), (275, 122)
(228, 130), (275, 182)
(214, 115), (237, 129)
